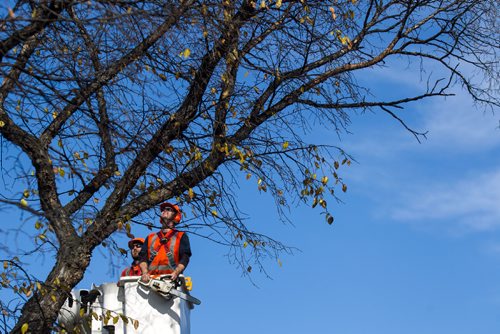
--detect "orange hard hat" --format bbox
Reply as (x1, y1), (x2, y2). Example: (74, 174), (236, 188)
(159, 202), (182, 223)
(128, 237), (144, 249)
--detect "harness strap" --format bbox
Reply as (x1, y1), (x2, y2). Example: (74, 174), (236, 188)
(148, 234), (159, 263)
(166, 250), (176, 268)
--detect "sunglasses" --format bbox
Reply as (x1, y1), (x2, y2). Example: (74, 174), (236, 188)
(162, 207), (176, 212)
(130, 244), (142, 249)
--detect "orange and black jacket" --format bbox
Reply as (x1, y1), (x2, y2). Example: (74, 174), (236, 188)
(138, 230), (191, 275)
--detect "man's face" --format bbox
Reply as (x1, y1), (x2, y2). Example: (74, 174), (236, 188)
(130, 243), (142, 259)
(160, 206), (177, 228)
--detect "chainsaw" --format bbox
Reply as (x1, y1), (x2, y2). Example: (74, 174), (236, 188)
(138, 276), (201, 305)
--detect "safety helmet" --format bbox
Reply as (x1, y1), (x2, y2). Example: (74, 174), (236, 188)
(128, 237), (145, 249)
(159, 202), (182, 223)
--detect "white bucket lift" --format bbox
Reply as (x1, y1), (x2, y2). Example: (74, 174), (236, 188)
(58, 275), (200, 334)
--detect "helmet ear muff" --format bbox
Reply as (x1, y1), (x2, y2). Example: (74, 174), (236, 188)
(173, 204), (182, 223)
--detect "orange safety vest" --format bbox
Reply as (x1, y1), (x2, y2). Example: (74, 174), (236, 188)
(146, 230), (184, 275)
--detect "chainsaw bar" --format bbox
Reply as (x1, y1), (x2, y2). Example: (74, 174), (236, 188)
(163, 288), (201, 305)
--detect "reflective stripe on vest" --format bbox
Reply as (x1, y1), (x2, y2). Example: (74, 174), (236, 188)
(147, 231), (183, 275)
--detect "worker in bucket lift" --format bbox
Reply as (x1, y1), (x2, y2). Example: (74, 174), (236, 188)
(120, 237), (145, 277)
(139, 202), (192, 283)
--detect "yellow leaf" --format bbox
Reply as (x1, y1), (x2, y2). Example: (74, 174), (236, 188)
(181, 48), (191, 59)
(51, 295), (56, 302)
(277, 258), (282, 267)
(276, 0), (282, 8)
(20, 199), (28, 207)
(188, 188), (195, 199)
(58, 168), (65, 177)
(35, 221), (42, 229)
(260, 0), (266, 9)
(134, 320), (139, 330)
(0, 120), (5, 127)
(329, 7), (336, 20)
(243, 241), (248, 248)
(211, 210), (218, 217)
(52, 111), (58, 119)
(23, 189), (30, 198)
(282, 141), (289, 149)
(114, 170), (121, 176)
(21, 323), (28, 334)
(3, 261), (7, 269)
(321, 176), (328, 185)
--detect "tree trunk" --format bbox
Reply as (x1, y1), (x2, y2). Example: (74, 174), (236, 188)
(11, 244), (91, 334)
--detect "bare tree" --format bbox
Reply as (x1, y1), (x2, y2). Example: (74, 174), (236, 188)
(0, 0), (497, 332)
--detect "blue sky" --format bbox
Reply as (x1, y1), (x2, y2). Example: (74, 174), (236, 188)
(189, 64), (500, 333)
(77, 63), (500, 333)
(1, 60), (499, 333)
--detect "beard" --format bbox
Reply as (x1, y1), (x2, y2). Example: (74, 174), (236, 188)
(161, 219), (175, 229)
